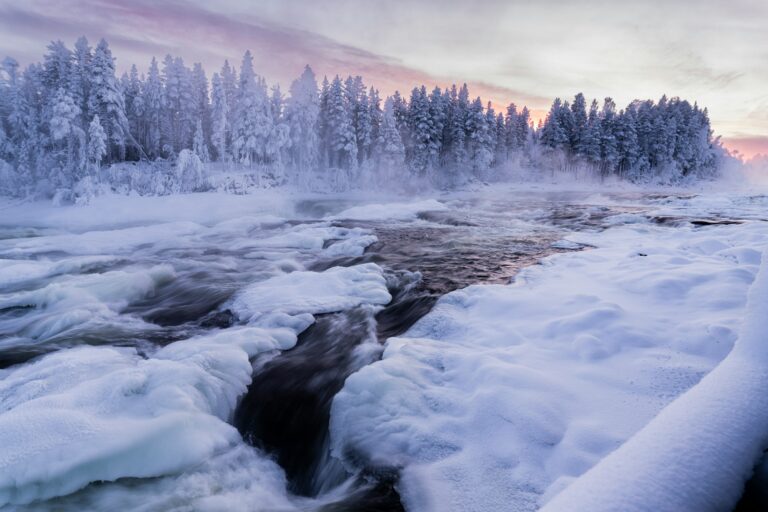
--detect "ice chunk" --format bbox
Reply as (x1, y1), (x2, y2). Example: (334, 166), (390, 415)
(231, 263), (391, 322)
(0, 325), (301, 507)
(328, 199), (447, 221)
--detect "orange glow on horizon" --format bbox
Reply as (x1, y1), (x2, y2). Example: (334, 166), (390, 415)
(722, 137), (768, 161)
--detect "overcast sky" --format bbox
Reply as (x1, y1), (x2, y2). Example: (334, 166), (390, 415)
(1, 0), (766, 157)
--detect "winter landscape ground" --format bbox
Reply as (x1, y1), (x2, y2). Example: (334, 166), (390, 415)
(2, 1), (768, 511)
(0, 174), (767, 511)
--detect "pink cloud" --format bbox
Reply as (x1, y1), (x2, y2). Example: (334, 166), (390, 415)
(722, 136), (768, 161)
(0, 0), (547, 110)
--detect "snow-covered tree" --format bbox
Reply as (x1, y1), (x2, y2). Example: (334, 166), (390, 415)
(284, 65), (319, 182)
(193, 119), (209, 162)
(376, 97), (406, 185)
(325, 75), (357, 170)
(87, 114), (107, 172)
(50, 88), (84, 178)
(0, 35), (726, 196)
(210, 72), (228, 162)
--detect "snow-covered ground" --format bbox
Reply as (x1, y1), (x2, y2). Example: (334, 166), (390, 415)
(0, 186), (766, 511)
(330, 191), (768, 512)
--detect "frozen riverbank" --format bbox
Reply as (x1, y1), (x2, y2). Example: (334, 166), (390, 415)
(0, 187), (766, 511)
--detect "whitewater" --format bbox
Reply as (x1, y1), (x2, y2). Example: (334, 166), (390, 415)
(0, 183), (766, 511)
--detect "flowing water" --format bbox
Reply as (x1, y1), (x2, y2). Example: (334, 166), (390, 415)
(1, 190), (746, 510)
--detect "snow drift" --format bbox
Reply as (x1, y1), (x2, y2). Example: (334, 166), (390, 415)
(542, 248), (768, 512)
(330, 217), (768, 512)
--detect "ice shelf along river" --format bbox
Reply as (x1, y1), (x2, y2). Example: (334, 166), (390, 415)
(0, 184), (767, 512)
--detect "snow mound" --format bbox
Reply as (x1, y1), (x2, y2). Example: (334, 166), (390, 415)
(0, 325), (299, 507)
(541, 248), (768, 512)
(25, 444), (297, 512)
(328, 199), (447, 221)
(231, 263), (391, 322)
(330, 220), (768, 512)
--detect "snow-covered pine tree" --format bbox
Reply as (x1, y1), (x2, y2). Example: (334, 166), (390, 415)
(317, 76), (330, 169)
(326, 75), (357, 171)
(354, 79), (373, 166)
(578, 99), (602, 168)
(49, 87), (83, 181)
(516, 106), (530, 152)
(484, 102), (499, 168)
(407, 85), (435, 178)
(210, 72), (228, 162)
(540, 98), (569, 151)
(427, 86), (446, 174)
(376, 97), (406, 186)
(142, 57), (163, 158)
(368, 87), (382, 159)
(504, 103), (519, 156)
(231, 51), (282, 169)
(466, 97), (493, 176)
(448, 84), (469, 174)
(193, 118), (209, 162)
(88, 39), (136, 162)
(70, 37), (92, 127)
(570, 93), (588, 155)
(599, 97), (619, 176)
(284, 65), (319, 184)
(87, 114), (107, 172)
(495, 111), (506, 165)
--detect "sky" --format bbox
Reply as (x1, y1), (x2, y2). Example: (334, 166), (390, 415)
(0, 0), (766, 159)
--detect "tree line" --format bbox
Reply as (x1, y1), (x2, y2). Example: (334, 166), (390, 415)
(0, 37), (723, 197)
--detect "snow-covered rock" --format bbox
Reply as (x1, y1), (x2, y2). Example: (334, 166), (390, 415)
(231, 263), (391, 322)
(328, 199), (447, 221)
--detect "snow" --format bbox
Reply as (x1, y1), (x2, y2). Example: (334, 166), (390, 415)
(0, 192), (388, 506)
(22, 444), (297, 512)
(230, 263), (391, 322)
(0, 324), (296, 507)
(0, 254), (390, 507)
(541, 247), (768, 512)
(328, 199), (448, 221)
(330, 215), (768, 512)
(1, 188), (767, 509)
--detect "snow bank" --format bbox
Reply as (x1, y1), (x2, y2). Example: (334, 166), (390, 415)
(330, 219), (768, 512)
(328, 199), (447, 221)
(0, 325), (298, 507)
(24, 444), (297, 512)
(541, 248), (768, 512)
(0, 198), (386, 506)
(231, 263), (391, 322)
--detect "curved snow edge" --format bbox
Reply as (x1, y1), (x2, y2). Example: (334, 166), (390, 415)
(542, 248), (768, 512)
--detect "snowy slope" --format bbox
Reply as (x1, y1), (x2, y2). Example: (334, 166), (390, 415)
(330, 217), (768, 512)
(542, 247), (768, 512)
